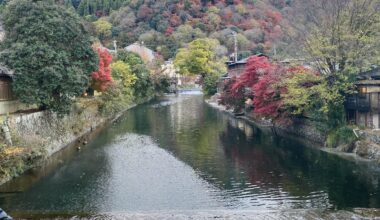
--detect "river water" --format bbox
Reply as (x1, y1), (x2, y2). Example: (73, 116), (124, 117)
(1, 92), (380, 219)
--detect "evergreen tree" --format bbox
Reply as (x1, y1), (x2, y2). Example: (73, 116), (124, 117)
(1, 0), (98, 114)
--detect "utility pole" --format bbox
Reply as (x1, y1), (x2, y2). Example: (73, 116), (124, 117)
(232, 31), (238, 63)
(113, 40), (118, 54)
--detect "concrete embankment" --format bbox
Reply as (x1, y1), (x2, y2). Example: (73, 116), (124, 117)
(0, 98), (136, 185)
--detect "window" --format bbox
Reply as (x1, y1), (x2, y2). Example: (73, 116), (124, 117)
(0, 76), (14, 101)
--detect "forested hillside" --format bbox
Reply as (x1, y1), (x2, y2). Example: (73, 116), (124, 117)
(59, 0), (296, 60)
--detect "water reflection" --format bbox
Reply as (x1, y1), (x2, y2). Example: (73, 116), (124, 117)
(128, 94), (380, 210)
(223, 113), (380, 209)
(1, 93), (380, 216)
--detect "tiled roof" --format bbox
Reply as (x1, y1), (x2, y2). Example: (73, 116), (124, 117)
(357, 67), (380, 80)
(355, 80), (380, 85)
(125, 43), (155, 63)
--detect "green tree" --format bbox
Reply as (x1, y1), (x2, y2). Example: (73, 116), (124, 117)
(1, 0), (97, 115)
(110, 60), (137, 91)
(282, 67), (352, 129)
(174, 38), (226, 95)
(298, 0), (380, 76)
(116, 50), (154, 102)
(203, 74), (220, 96)
(93, 18), (112, 41)
(171, 25), (206, 47)
(174, 38), (226, 77)
(293, 0), (380, 129)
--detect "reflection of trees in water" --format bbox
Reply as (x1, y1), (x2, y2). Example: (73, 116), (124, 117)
(122, 96), (380, 209)
(221, 119), (380, 209)
(0, 128), (115, 212)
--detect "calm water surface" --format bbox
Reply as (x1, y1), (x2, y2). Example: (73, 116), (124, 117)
(1, 93), (380, 217)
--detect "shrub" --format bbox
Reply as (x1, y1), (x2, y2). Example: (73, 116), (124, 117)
(203, 74), (219, 96)
(152, 74), (172, 93)
(97, 82), (133, 116)
(327, 126), (358, 148)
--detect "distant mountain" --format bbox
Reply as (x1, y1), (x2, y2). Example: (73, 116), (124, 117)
(64, 0), (296, 60)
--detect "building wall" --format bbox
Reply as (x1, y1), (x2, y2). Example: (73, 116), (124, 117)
(228, 64), (246, 78)
(346, 89), (380, 129)
(356, 111), (378, 129)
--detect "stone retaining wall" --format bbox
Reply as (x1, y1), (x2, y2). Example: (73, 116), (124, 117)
(206, 99), (380, 162)
(206, 100), (326, 146)
(0, 98), (135, 185)
(273, 118), (326, 145)
(7, 102), (104, 157)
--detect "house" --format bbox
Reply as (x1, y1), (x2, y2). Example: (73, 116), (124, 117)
(125, 42), (155, 63)
(217, 54), (267, 93)
(217, 57), (249, 93)
(225, 54), (268, 78)
(226, 58), (248, 78)
(345, 67), (380, 129)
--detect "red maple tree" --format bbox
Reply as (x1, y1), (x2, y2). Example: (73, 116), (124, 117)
(252, 65), (286, 118)
(91, 48), (113, 92)
(231, 55), (273, 96)
(219, 77), (247, 112)
(223, 55), (288, 118)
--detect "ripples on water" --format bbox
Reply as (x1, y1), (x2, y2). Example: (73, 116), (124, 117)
(1, 93), (380, 219)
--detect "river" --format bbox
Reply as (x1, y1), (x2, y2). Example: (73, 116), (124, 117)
(1, 92), (380, 219)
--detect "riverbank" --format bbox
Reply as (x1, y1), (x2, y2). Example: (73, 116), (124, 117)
(205, 97), (380, 163)
(205, 98), (325, 145)
(0, 97), (139, 185)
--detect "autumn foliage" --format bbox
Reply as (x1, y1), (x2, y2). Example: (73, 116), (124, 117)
(220, 55), (317, 120)
(252, 64), (286, 118)
(61, 0), (294, 60)
(219, 77), (247, 112)
(91, 48), (113, 92)
(231, 56), (273, 95)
